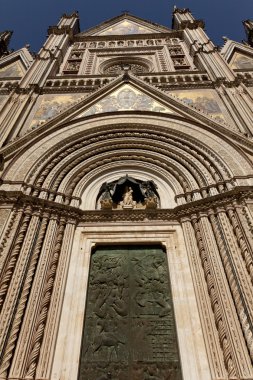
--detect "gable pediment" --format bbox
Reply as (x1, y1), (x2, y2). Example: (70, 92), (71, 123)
(0, 60), (25, 78)
(0, 47), (34, 78)
(77, 14), (171, 37)
(22, 73), (236, 140)
(78, 83), (177, 117)
(221, 40), (253, 69)
(93, 19), (161, 36)
(230, 51), (253, 70)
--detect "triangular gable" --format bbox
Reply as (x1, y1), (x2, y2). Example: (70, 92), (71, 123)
(78, 83), (176, 117)
(25, 73), (233, 138)
(6, 73), (247, 160)
(229, 51), (253, 70)
(78, 14), (171, 37)
(0, 47), (34, 78)
(94, 19), (158, 36)
(0, 60), (25, 78)
(221, 40), (253, 69)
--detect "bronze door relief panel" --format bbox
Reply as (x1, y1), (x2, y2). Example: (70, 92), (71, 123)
(78, 245), (182, 380)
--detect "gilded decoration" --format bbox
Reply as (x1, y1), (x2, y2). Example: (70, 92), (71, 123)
(172, 89), (226, 122)
(0, 61), (25, 78)
(98, 176), (159, 210)
(230, 52), (253, 69)
(30, 94), (82, 128)
(96, 20), (155, 36)
(81, 84), (174, 116)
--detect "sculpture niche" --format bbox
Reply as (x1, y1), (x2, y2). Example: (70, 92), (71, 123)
(97, 175), (159, 210)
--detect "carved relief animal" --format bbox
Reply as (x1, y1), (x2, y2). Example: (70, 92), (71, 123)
(92, 332), (125, 359)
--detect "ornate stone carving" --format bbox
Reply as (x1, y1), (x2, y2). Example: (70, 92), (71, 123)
(25, 218), (66, 377)
(104, 63), (147, 75)
(0, 214), (49, 377)
(98, 176), (159, 210)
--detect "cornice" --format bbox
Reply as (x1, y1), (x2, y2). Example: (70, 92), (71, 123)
(74, 31), (182, 42)
(0, 186), (252, 224)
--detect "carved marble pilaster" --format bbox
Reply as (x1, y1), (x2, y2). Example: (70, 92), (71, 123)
(36, 219), (77, 379)
(0, 208), (41, 359)
(0, 213), (49, 378)
(227, 205), (253, 282)
(0, 206), (33, 312)
(181, 218), (227, 379)
(224, 87), (253, 136)
(209, 208), (253, 360)
(8, 215), (60, 378)
(23, 217), (67, 378)
(0, 207), (23, 275)
(191, 214), (253, 378)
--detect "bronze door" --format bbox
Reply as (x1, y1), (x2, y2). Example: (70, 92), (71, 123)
(78, 245), (182, 380)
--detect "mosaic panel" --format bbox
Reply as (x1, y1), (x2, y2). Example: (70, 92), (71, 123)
(172, 89), (226, 123)
(97, 20), (155, 36)
(0, 61), (25, 78)
(81, 84), (174, 116)
(30, 94), (82, 128)
(230, 52), (253, 70)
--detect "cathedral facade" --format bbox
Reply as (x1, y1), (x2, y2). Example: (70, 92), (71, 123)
(0, 8), (253, 380)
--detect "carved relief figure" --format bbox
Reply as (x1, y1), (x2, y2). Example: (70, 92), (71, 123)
(122, 186), (135, 206)
(79, 247), (182, 379)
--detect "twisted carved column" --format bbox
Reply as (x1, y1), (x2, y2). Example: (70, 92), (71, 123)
(36, 220), (77, 379)
(0, 212), (50, 378)
(0, 206), (23, 275)
(0, 206), (32, 311)
(24, 217), (66, 378)
(8, 214), (61, 378)
(209, 208), (253, 360)
(226, 206), (253, 281)
(181, 217), (227, 379)
(191, 214), (253, 379)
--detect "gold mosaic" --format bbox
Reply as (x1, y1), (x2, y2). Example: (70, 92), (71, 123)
(30, 94), (82, 128)
(230, 52), (253, 70)
(97, 20), (155, 36)
(172, 89), (226, 123)
(0, 61), (25, 78)
(81, 84), (174, 116)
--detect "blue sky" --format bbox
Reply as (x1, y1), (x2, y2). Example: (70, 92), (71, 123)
(1, 0), (253, 52)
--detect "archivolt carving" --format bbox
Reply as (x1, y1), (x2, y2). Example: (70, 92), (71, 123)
(19, 123), (234, 194)
(13, 125), (238, 207)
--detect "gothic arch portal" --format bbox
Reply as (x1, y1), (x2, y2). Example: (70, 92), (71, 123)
(1, 8), (253, 380)
(0, 113), (252, 378)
